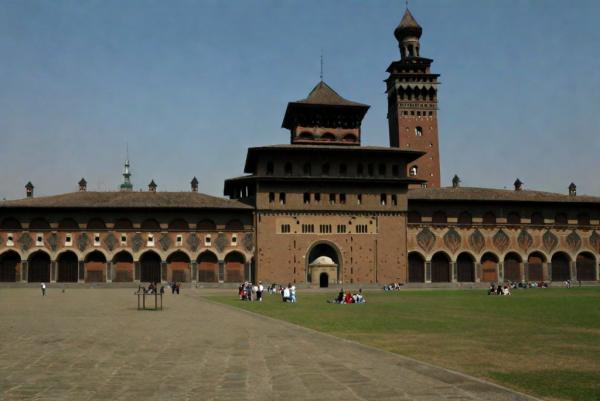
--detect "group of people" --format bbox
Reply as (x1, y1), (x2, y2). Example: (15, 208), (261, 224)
(280, 283), (296, 303)
(383, 283), (404, 291)
(238, 281), (264, 301)
(328, 288), (365, 304)
(487, 283), (511, 296)
(138, 281), (181, 295)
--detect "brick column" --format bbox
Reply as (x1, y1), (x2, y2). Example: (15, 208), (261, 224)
(161, 261), (167, 282)
(542, 262), (551, 282)
(78, 261), (85, 283)
(522, 262), (528, 282)
(218, 260), (225, 283)
(50, 261), (57, 283)
(425, 261), (431, 283)
(498, 262), (504, 283)
(134, 261), (140, 282)
(451, 262), (457, 283)
(570, 261), (577, 282)
(21, 261), (28, 283)
(245, 261), (252, 282)
(191, 261), (197, 283)
(106, 262), (112, 283)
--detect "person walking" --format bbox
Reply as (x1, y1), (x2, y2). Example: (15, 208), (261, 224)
(40, 282), (46, 296)
(257, 281), (264, 302)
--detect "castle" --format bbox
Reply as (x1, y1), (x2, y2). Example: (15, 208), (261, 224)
(1, 9), (598, 286)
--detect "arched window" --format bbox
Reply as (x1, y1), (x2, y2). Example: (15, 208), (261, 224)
(197, 219), (216, 231)
(577, 212), (590, 226)
(298, 132), (313, 140)
(483, 211), (496, 225)
(342, 133), (356, 142)
(284, 162), (293, 176)
(507, 212), (521, 226)
(168, 219), (189, 231)
(1, 218), (21, 230)
(321, 133), (335, 141)
(87, 218), (106, 230)
(458, 211), (472, 225)
(415, 126), (423, 136)
(29, 218), (50, 230)
(225, 219), (244, 231)
(432, 211), (447, 224)
(141, 219), (160, 231)
(530, 212), (544, 226)
(555, 212), (568, 226)
(407, 211), (421, 224)
(58, 218), (79, 229)
(114, 218), (133, 230)
(409, 166), (418, 176)
(303, 163), (311, 176)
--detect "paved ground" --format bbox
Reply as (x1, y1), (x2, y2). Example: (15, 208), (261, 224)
(0, 288), (538, 401)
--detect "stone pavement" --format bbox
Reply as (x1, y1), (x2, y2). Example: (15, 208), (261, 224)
(0, 288), (538, 401)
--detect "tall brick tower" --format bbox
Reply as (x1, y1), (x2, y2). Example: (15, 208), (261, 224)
(386, 8), (440, 188)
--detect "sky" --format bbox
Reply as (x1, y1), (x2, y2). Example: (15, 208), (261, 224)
(1, 0), (599, 200)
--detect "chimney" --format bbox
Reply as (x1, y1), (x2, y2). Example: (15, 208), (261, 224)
(78, 178), (87, 192)
(569, 182), (576, 196)
(25, 182), (34, 198)
(191, 176), (198, 192)
(514, 178), (523, 191)
(148, 180), (157, 192)
(451, 174), (460, 188)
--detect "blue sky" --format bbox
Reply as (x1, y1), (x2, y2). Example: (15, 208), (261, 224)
(1, 0), (599, 199)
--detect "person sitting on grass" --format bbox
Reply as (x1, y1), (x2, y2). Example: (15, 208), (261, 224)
(344, 291), (353, 304)
(502, 285), (511, 296)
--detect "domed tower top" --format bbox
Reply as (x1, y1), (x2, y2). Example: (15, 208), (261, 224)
(394, 9), (423, 59)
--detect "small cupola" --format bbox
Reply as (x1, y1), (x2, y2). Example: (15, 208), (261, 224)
(514, 178), (523, 191)
(25, 181), (34, 198)
(191, 176), (198, 192)
(394, 9), (423, 59)
(148, 180), (157, 192)
(569, 182), (577, 196)
(78, 178), (87, 192)
(452, 175), (461, 188)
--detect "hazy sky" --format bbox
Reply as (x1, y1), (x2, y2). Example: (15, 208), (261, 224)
(1, 0), (599, 200)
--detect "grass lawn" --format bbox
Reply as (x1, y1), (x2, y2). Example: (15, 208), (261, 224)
(209, 287), (600, 401)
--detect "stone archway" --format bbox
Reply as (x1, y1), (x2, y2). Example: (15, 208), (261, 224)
(140, 251), (161, 283)
(551, 252), (571, 282)
(224, 252), (245, 283)
(408, 253), (425, 283)
(309, 256), (337, 288)
(576, 252), (596, 281)
(0, 251), (20, 282)
(504, 252), (522, 282)
(57, 251), (78, 283)
(456, 253), (475, 282)
(527, 252), (546, 282)
(113, 251), (134, 282)
(28, 251), (50, 283)
(167, 251), (190, 283)
(431, 252), (450, 283)
(306, 242), (341, 284)
(480, 253), (499, 283)
(85, 251), (107, 283)
(197, 252), (218, 282)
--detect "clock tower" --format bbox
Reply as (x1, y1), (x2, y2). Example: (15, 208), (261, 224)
(386, 8), (441, 188)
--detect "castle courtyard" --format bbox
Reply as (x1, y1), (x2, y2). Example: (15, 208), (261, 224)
(0, 287), (543, 401)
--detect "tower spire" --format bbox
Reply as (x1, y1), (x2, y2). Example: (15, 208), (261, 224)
(320, 50), (323, 81)
(120, 144), (133, 192)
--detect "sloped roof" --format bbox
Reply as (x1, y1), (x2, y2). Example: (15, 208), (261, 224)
(293, 81), (369, 107)
(408, 187), (600, 204)
(394, 9), (423, 40)
(0, 191), (253, 209)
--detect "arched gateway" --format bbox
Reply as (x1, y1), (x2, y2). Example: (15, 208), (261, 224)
(306, 242), (341, 286)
